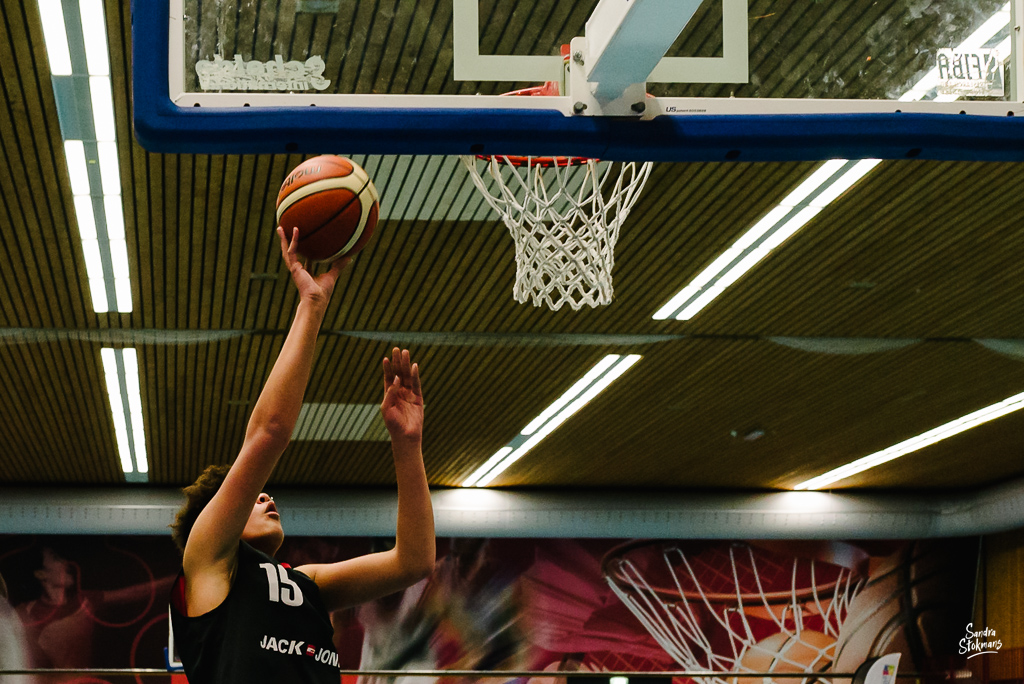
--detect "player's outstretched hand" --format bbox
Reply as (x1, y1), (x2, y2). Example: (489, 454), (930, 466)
(278, 226), (350, 306)
(381, 348), (424, 445)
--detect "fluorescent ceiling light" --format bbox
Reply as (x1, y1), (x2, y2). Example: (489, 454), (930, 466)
(653, 162), (863, 321)
(653, 5), (1011, 322)
(64, 141), (90, 195)
(100, 348), (149, 477)
(779, 160), (848, 208)
(88, 278), (108, 312)
(89, 77), (116, 142)
(652, 204), (790, 320)
(794, 389), (1024, 490)
(80, 238), (103, 277)
(100, 348), (134, 474)
(462, 447), (512, 488)
(45, 4), (134, 315)
(808, 160), (882, 208)
(73, 192), (131, 313)
(97, 141), (120, 195)
(114, 277), (132, 313)
(73, 195), (97, 240)
(121, 349), (148, 473)
(462, 354), (642, 487)
(103, 194), (125, 239)
(109, 239), (130, 279)
(37, 0), (72, 75)
(521, 355), (618, 435)
(673, 205), (823, 321)
(79, 0), (110, 76)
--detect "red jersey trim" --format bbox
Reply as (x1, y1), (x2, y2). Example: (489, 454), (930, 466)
(171, 572), (187, 613)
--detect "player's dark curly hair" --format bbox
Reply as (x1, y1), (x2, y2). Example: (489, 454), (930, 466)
(171, 464), (231, 553)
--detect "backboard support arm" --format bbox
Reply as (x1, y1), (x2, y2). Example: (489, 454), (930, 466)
(1011, 0), (1024, 101)
(584, 0), (704, 100)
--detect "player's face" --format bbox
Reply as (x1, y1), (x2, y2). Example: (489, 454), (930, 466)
(241, 492), (284, 556)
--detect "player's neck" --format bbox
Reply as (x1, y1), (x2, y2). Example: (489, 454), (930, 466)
(244, 535), (282, 558)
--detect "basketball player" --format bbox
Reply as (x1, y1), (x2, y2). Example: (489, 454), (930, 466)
(169, 226), (435, 683)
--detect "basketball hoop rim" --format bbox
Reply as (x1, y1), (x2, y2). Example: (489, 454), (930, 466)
(472, 83), (592, 167)
(474, 84), (657, 167)
(601, 539), (857, 606)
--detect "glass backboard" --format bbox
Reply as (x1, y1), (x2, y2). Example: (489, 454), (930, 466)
(133, 0), (1024, 161)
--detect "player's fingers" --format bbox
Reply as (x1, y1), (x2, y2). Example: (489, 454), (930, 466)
(391, 347), (401, 378)
(277, 227), (293, 261)
(411, 362), (422, 397)
(289, 227), (300, 254)
(403, 350), (414, 385)
(378, 356), (393, 393)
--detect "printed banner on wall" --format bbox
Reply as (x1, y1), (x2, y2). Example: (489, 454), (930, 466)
(0, 536), (981, 683)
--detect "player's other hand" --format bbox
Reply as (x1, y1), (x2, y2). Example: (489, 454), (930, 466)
(277, 226), (350, 307)
(381, 348), (424, 446)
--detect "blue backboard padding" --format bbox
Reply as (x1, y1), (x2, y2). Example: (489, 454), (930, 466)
(133, 0), (1024, 162)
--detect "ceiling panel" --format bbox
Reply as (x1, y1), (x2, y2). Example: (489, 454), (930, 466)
(0, 0), (1021, 493)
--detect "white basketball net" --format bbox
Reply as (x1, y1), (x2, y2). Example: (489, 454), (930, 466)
(604, 543), (864, 684)
(460, 155), (652, 311)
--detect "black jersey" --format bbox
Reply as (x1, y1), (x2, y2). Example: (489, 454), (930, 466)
(170, 541), (340, 684)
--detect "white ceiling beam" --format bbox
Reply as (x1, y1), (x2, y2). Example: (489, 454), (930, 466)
(2, 480), (1023, 537)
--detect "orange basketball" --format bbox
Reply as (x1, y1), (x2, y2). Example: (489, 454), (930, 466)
(739, 629), (835, 674)
(832, 541), (974, 675)
(275, 155), (380, 262)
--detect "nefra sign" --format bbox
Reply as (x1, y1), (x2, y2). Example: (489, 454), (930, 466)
(936, 48), (1004, 97)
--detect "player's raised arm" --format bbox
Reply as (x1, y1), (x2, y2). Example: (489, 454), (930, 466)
(297, 348), (435, 610)
(180, 227), (348, 616)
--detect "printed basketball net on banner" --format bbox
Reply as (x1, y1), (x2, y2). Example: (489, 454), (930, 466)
(602, 541), (868, 684)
